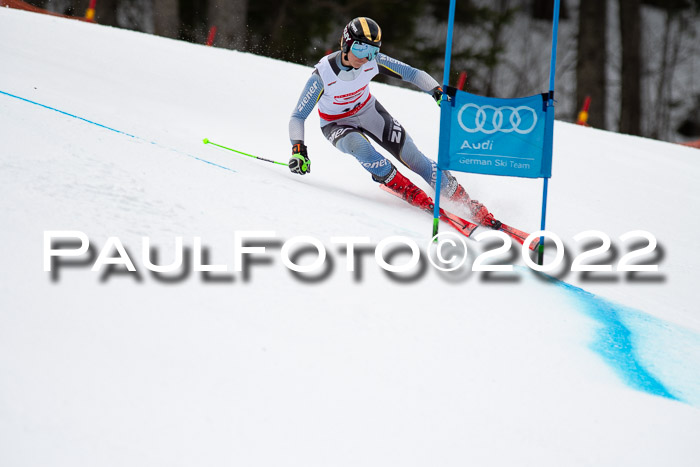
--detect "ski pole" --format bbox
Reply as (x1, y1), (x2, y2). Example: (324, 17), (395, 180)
(202, 138), (288, 166)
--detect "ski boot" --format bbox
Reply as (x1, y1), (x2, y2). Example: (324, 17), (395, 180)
(376, 167), (434, 212)
(449, 183), (502, 229)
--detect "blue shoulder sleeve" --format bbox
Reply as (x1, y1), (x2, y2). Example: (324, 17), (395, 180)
(289, 71), (324, 144)
(377, 53), (440, 93)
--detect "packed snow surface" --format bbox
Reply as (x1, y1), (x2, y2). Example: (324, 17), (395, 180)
(1, 8), (699, 467)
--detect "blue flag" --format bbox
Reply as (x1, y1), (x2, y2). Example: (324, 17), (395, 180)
(438, 89), (554, 179)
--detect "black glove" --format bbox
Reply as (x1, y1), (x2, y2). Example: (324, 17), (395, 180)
(289, 143), (311, 175)
(431, 86), (449, 106)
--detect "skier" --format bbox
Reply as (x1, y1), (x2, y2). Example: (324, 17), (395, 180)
(287, 17), (500, 228)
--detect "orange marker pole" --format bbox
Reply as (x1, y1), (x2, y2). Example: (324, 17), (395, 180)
(576, 95), (591, 126)
(456, 71), (467, 90)
(85, 0), (97, 22)
(206, 26), (217, 46)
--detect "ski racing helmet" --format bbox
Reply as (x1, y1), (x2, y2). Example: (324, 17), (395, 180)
(341, 17), (382, 61)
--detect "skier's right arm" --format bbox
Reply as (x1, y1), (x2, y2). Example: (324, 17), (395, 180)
(289, 71), (324, 175)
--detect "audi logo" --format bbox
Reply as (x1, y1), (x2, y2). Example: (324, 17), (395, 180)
(457, 103), (538, 135)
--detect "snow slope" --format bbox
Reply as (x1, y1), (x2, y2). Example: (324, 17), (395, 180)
(1, 8), (700, 467)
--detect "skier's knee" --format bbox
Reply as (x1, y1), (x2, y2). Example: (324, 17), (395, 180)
(336, 131), (371, 155)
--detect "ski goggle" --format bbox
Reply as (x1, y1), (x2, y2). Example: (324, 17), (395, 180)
(350, 41), (380, 61)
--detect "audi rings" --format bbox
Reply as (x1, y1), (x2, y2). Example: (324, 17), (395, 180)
(457, 103), (538, 135)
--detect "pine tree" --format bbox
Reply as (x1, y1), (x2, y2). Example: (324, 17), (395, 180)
(619, 0), (642, 136)
(153, 0), (180, 39)
(575, 0), (607, 129)
(208, 0), (248, 50)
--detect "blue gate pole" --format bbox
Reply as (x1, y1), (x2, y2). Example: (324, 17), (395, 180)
(539, 0), (561, 264)
(442, 0), (457, 87)
(433, 0), (458, 239)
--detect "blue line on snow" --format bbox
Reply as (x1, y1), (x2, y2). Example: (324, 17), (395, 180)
(0, 89), (236, 174)
(545, 276), (680, 402)
(0, 89), (136, 137)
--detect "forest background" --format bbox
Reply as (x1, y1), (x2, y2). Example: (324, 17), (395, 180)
(15, 0), (700, 143)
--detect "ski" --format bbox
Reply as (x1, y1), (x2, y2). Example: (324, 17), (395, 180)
(378, 183), (536, 249)
(439, 209), (479, 238)
(497, 222), (539, 251)
(451, 198), (540, 251)
(379, 184), (478, 238)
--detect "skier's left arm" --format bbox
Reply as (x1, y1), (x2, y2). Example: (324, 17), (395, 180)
(376, 53), (446, 106)
(288, 71), (324, 175)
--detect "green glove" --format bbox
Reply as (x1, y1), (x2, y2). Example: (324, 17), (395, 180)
(289, 143), (311, 175)
(432, 86), (449, 107)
